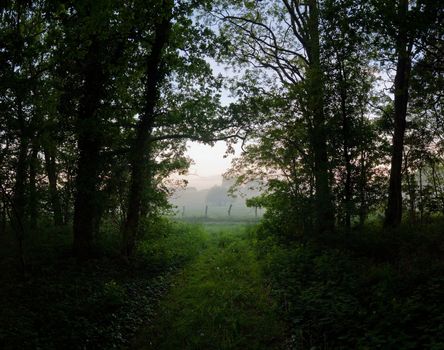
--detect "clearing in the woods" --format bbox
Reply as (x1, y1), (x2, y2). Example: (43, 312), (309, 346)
(131, 224), (285, 350)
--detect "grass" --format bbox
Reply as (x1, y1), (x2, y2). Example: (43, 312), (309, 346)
(132, 226), (285, 350)
(0, 221), (210, 350)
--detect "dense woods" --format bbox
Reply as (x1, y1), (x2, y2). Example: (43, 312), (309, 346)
(1, 0), (443, 349)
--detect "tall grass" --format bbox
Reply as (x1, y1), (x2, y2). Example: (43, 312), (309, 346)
(135, 228), (285, 350)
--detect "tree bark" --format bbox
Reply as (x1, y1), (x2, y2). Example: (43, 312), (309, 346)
(0, 200), (6, 235)
(13, 125), (28, 276)
(406, 172), (416, 223)
(384, 0), (412, 228)
(13, 111), (29, 238)
(307, 0), (335, 235)
(44, 145), (63, 226)
(338, 63), (352, 230)
(28, 139), (39, 230)
(358, 150), (367, 227)
(419, 166), (423, 222)
(73, 37), (106, 259)
(121, 3), (172, 258)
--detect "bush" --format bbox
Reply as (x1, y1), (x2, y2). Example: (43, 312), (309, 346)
(254, 219), (444, 349)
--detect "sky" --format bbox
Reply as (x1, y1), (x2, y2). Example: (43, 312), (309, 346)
(174, 57), (242, 190)
(180, 141), (241, 190)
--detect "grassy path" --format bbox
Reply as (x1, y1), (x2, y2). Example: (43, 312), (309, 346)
(131, 227), (285, 350)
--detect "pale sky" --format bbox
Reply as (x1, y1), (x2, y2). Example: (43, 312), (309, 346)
(173, 56), (243, 190)
(181, 141), (241, 190)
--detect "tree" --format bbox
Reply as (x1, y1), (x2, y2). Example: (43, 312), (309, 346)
(121, 0), (173, 258)
(213, 0), (336, 234)
(322, 0), (374, 229)
(121, 0), (241, 257)
(376, 0), (441, 227)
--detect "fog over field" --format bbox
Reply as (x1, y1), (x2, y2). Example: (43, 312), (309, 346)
(167, 140), (265, 219)
(168, 173), (263, 219)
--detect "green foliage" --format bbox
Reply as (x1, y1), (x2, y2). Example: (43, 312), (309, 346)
(254, 219), (444, 349)
(0, 219), (208, 349)
(246, 180), (314, 242)
(1, 0), (443, 349)
(102, 280), (126, 309)
(137, 220), (210, 270)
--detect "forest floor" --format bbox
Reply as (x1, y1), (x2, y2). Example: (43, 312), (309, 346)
(2, 220), (443, 349)
(130, 224), (286, 350)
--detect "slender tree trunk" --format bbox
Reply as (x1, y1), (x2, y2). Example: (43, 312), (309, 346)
(338, 64), (352, 230)
(44, 145), (63, 226)
(419, 166), (423, 222)
(430, 162), (444, 213)
(63, 165), (74, 225)
(121, 4), (172, 258)
(406, 172), (416, 222)
(0, 200), (6, 235)
(403, 152), (416, 222)
(14, 130), (28, 237)
(13, 131), (28, 276)
(307, 0), (334, 235)
(139, 151), (154, 221)
(384, 0), (411, 228)
(73, 37), (105, 259)
(358, 150), (367, 227)
(28, 139), (39, 229)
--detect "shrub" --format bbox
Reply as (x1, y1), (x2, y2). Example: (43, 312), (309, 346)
(253, 219), (444, 349)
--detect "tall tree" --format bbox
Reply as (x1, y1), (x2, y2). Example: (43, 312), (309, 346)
(56, 0), (134, 258)
(380, 0), (440, 227)
(322, 0), (374, 229)
(384, 0), (412, 227)
(305, 0), (335, 234)
(121, 0), (173, 258)
(214, 0), (336, 234)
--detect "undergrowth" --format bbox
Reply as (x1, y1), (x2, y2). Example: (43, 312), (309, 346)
(255, 218), (444, 349)
(0, 220), (209, 349)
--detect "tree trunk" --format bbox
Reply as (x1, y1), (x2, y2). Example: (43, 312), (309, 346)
(121, 4), (172, 258)
(73, 37), (106, 259)
(139, 152), (154, 221)
(406, 172), (416, 223)
(28, 139), (39, 230)
(13, 130), (28, 237)
(338, 63), (352, 230)
(430, 162), (444, 213)
(63, 164), (75, 225)
(358, 150), (367, 227)
(0, 200), (6, 235)
(307, 0), (335, 235)
(13, 131), (28, 276)
(419, 166), (423, 222)
(357, 103), (368, 227)
(44, 145), (63, 226)
(384, 0), (411, 228)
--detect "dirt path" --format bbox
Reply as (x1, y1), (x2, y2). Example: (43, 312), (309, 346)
(131, 229), (285, 350)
